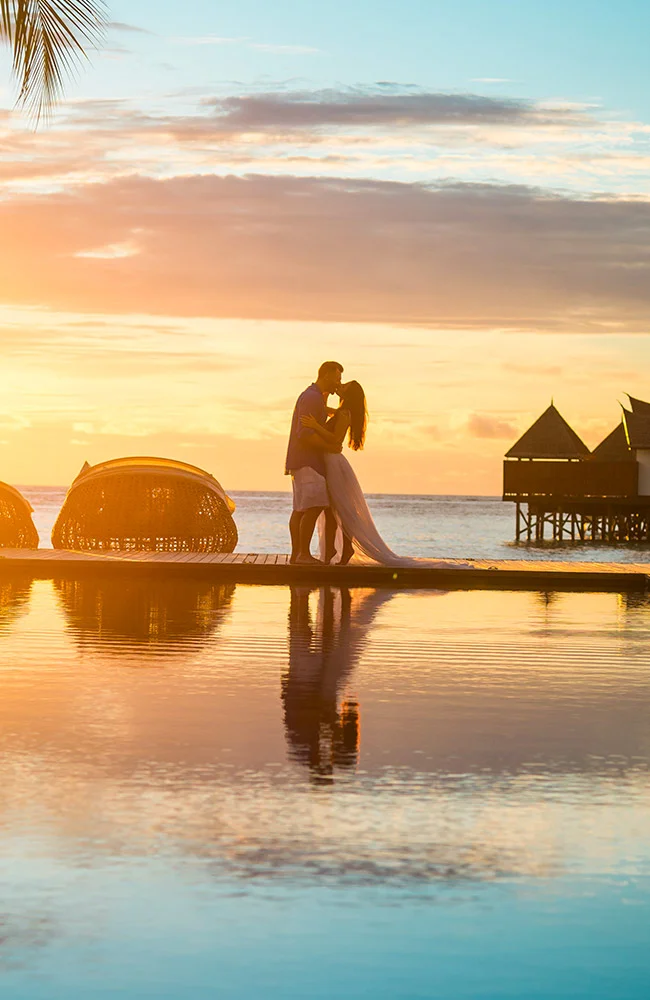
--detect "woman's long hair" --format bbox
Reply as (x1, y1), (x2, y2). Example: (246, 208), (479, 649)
(339, 381), (367, 451)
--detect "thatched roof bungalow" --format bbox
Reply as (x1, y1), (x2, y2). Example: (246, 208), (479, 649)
(504, 401), (639, 502)
(504, 394), (650, 542)
(621, 403), (650, 495)
(506, 403), (590, 460)
(589, 422), (630, 462)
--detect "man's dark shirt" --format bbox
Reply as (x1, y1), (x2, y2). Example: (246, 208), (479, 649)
(285, 383), (327, 477)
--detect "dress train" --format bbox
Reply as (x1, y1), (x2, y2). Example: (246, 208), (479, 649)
(318, 453), (470, 568)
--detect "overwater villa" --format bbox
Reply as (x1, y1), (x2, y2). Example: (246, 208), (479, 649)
(504, 395), (650, 543)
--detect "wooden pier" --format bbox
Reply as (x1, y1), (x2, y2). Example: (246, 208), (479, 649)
(513, 499), (650, 544)
(0, 548), (648, 593)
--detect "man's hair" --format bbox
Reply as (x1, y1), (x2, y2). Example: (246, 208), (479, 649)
(318, 360), (344, 379)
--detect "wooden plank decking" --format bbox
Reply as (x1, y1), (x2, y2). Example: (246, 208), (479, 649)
(0, 548), (648, 592)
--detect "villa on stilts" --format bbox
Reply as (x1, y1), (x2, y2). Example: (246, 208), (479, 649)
(503, 395), (650, 544)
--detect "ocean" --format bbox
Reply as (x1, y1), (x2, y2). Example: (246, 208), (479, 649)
(2, 487), (650, 998)
(1, 580), (649, 998)
(21, 485), (650, 563)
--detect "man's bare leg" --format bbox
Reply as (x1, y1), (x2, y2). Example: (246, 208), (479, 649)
(289, 510), (303, 564)
(296, 506), (324, 563)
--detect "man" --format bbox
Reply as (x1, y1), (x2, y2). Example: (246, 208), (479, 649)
(285, 361), (343, 563)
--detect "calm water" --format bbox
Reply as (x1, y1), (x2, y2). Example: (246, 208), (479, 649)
(0, 579), (649, 998)
(20, 486), (650, 562)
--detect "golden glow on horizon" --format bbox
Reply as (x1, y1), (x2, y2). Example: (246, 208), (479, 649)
(1, 305), (650, 490)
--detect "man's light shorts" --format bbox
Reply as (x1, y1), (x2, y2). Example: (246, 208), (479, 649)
(290, 467), (329, 512)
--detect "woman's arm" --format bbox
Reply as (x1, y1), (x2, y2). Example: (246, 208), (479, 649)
(301, 410), (350, 449)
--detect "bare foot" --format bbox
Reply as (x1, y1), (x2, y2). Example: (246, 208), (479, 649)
(295, 554), (323, 565)
(338, 540), (354, 566)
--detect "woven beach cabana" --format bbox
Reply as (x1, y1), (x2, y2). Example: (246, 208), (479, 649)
(52, 457), (237, 552)
(0, 481), (39, 548)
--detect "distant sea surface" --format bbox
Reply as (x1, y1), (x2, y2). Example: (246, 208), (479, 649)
(21, 486), (650, 563)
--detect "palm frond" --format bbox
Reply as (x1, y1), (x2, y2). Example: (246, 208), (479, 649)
(0, 1), (107, 120)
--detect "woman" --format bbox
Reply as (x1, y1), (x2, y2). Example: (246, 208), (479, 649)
(302, 381), (455, 567)
(302, 381), (367, 564)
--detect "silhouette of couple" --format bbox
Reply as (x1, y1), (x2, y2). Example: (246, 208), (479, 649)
(285, 361), (458, 567)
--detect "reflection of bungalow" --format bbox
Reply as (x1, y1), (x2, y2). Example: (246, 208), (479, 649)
(503, 396), (650, 543)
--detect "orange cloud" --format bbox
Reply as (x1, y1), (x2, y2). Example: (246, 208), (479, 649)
(466, 413), (517, 439)
(0, 174), (649, 332)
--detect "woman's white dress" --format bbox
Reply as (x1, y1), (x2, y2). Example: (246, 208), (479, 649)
(319, 452), (464, 568)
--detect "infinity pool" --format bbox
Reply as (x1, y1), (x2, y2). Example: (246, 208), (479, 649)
(0, 579), (649, 998)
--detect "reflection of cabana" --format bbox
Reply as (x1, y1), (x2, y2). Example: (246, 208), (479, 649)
(52, 457), (238, 552)
(0, 577), (34, 631)
(504, 396), (650, 543)
(55, 576), (235, 655)
(0, 482), (39, 548)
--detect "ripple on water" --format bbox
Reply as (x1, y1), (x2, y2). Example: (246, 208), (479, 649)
(0, 581), (649, 997)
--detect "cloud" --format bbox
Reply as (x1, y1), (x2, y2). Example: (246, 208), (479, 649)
(1, 85), (642, 199)
(467, 414), (518, 439)
(172, 36), (319, 54)
(74, 240), (140, 259)
(0, 325), (241, 382)
(1, 174), (650, 333)
(249, 43), (320, 54)
(107, 21), (155, 36)
(98, 45), (132, 57)
(502, 362), (563, 377)
(205, 89), (586, 134)
(173, 35), (246, 46)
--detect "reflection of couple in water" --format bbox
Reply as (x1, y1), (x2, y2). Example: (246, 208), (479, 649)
(282, 585), (395, 783)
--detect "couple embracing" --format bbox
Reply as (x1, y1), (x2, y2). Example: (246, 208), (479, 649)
(285, 361), (453, 568)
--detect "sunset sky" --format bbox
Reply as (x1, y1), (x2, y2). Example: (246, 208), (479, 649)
(2, 0), (650, 492)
